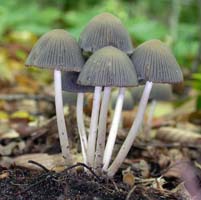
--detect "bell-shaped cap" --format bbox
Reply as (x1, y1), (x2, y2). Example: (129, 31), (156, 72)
(79, 13), (133, 55)
(77, 46), (138, 87)
(111, 89), (134, 110)
(26, 29), (84, 71)
(62, 72), (94, 93)
(131, 39), (183, 83)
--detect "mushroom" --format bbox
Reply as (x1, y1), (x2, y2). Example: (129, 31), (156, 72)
(78, 13), (134, 171)
(62, 71), (94, 164)
(79, 12), (133, 54)
(107, 39), (183, 177)
(77, 46), (138, 172)
(25, 29), (84, 164)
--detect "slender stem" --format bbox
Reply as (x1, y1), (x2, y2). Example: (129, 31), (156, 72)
(87, 86), (102, 167)
(103, 87), (125, 171)
(54, 70), (73, 164)
(77, 92), (87, 164)
(145, 100), (157, 135)
(94, 87), (111, 173)
(107, 81), (153, 177)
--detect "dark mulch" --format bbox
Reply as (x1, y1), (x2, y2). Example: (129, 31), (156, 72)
(0, 164), (183, 200)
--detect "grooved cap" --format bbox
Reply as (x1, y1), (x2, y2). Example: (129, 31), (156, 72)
(77, 46), (138, 87)
(79, 13), (133, 54)
(131, 39), (183, 83)
(62, 72), (94, 93)
(26, 29), (84, 71)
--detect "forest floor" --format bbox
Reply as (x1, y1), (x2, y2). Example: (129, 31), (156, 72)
(0, 45), (201, 199)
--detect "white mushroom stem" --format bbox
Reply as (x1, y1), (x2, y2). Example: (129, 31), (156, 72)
(87, 86), (102, 167)
(77, 92), (87, 164)
(103, 87), (125, 171)
(54, 70), (73, 164)
(107, 81), (153, 177)
(145, 100), (157, 135)
(94, 87), (111, 173)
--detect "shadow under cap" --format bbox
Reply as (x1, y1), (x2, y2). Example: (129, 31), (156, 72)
(79, 13), (133, 55)
(25, 29), (84, 72)
(77, 46), (138, 87)
(62, 72), (94, 93)
(131, 39), (183, 83)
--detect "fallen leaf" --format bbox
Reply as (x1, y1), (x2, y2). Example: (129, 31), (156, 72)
(122, 167), (135, 187)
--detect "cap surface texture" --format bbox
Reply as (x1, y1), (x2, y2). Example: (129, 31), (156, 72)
(79, 13), (133, 54)
(131, 39), (183, 83)
(26, 29), (84, 71)
(77, 46), (138, 87)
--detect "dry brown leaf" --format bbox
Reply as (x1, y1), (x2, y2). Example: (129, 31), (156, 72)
(14, 153), (66, 172)
(122, 167), (135, 187)
(156, 127), (201, 144)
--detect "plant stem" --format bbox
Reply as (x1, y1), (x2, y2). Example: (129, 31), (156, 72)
(87, 86), (102, 167)
(94, 87), (111, 173)
(103, 87), (125, 171)
(54, 70), (73, 164)
(107, 81), (153, 177)
(77, 92), (87, 164)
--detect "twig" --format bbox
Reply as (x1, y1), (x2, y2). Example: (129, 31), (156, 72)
(126, 186), (136, 200)
(28, 160), (49, 172)
(65, 162), (101, 181)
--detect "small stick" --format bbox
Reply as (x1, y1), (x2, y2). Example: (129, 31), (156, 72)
(28, 160), (49, 172)
(65, 162), (101, 181)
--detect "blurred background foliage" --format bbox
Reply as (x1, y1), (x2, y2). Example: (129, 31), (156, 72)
(0, 0), (200, 107)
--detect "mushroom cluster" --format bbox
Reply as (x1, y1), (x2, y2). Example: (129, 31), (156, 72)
(25, 13), (183, 177)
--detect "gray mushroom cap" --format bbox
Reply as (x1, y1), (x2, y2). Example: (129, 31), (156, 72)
(77, 46), (138, 87)
(131, 39), (183, 83)
(79, 13), (133, 55)
(111, 89), (134, 110)
(25, 29), (84, 71)
(62, 72), (94, 93)
(131, 83), (173, 102)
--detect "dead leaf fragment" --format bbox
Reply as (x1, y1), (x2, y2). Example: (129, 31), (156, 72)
(156, 127), (201, 144)
(122, 167), (135, 187)
(14, 153), (66, 172)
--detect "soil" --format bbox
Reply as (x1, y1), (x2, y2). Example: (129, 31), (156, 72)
(0, 164), (183, 200)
